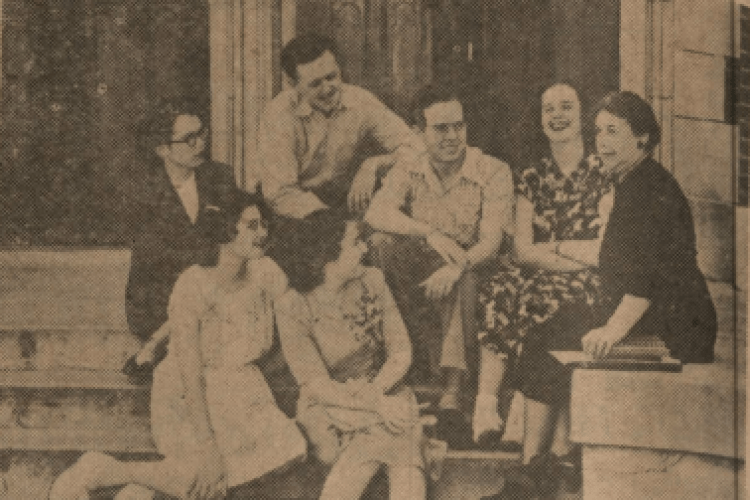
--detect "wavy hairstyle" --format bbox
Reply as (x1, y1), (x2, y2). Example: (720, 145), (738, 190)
(271, 210), (362, 293)
(516, 81), (596, 169)
(594, 91), (661, 155)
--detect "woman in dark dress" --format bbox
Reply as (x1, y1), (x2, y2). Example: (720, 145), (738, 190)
(484, 92), (717, 499)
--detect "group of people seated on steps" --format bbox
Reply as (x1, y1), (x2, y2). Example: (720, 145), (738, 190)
(50, 32), (718, 500)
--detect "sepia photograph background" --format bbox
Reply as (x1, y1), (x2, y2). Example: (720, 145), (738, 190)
(0, 0), (744, 498)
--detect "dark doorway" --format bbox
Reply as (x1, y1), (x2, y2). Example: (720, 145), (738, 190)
(0, 0), (211, 246)
(430, 0), (620, 168)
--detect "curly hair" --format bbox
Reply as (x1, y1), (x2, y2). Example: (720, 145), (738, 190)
(517, 81), (596, 166)
(217, 190), (271, 245)
(271, 210), (362, 293)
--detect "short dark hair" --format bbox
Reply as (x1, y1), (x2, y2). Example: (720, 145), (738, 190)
(594, 91), (662, 154)
(519, 81), (596, 164)
(220, 190), (270, 244)
(410, 84), (463, 130)
(140, 97), (205, 152)
(271, 210), (361, 293)
(280, 33), (340, 81)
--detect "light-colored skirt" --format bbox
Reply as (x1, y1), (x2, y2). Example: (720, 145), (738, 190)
(296, 385), (424, 470)
(150, 354), (306, 487)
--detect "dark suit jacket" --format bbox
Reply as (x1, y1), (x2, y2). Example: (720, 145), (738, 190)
(124, 159), (239, 341)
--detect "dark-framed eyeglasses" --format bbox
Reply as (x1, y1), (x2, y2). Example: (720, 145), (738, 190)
(168, 126), (209, 148)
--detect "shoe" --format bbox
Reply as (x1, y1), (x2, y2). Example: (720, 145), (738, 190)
(552, 448), (582, 493)
(49, 452), (115, 500)
(472, 394), (504, 443)
(122, 338), (168, 385)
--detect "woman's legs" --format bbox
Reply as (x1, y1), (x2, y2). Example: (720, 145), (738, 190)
(389, 465), (426, 500)
(318, 459), (381, 500)
(522, 398), (557, 464)
(549, 403), (574, 457)
(473, 345), (508, 441)
(50, 451), (202, 500)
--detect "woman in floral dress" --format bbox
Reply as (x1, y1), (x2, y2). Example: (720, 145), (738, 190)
(274, 212), (425, 500)
(473, 83), (615, 452)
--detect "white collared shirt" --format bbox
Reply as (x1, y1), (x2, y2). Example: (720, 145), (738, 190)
(371, 147), (514, 247)
(174, 173), (199, 224)
(259, 83), (421, 218)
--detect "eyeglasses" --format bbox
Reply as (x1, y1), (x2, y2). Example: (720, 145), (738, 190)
(168, 126), (209, 148)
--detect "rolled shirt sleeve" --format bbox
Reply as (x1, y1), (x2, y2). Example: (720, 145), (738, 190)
(478, 158), (514, 242)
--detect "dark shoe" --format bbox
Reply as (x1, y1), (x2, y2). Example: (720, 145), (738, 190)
(122, 355), (154, 385)
(435, 408), (473, 450)
(475, 430), (523, 453)
(552, 448), (582, 493)
(122, 338), (168, 385)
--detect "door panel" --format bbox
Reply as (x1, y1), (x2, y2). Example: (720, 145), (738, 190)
(296, 0), (431, 117)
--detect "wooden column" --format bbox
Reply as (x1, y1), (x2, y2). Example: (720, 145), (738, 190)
(208, 0), (295, 190)
(620, 0), (675, 167)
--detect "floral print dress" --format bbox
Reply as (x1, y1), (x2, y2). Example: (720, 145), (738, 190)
(276, 267), (424, 469)
(478, 154), (615, 353)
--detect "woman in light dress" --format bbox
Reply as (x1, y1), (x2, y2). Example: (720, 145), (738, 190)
(50, 194), (306, 500)
(274, 212), (426, 500)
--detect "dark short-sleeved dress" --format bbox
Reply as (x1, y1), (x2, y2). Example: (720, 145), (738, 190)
(517, 158), (717, 405)
(478, 153), (615, 353)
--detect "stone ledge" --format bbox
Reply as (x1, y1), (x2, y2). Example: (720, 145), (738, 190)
(570, 363), (744, 460)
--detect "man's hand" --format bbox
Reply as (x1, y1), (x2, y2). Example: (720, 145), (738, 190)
(186, 440), (227, 500)
(425, 231), (467, 267)
(348, 156), (384, 212)
(420, 264), (463, 300)
(581, 324), (629, 359)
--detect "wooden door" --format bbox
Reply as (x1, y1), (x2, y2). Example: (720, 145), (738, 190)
(295, 0), (432, 118)
(430, 0), (620, 168)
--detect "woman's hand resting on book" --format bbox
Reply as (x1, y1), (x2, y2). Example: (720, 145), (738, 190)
(581, 324), (629, 359)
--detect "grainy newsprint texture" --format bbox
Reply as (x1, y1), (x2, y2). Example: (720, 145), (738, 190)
(0, 1), (745, 499)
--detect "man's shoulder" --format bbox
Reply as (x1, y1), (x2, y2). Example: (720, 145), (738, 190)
(265, 89), (298, 116)
(341, 83), (388, 108)
(199, 160), (234, 176)
(391, 151), (431, 180)
(471, 149), (512, 185)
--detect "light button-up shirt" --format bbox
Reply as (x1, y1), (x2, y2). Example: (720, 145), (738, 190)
(259, 84), (421, 218)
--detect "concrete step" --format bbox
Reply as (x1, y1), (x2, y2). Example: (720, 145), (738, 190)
(0, 449), (534, 500)
(0, 329), (138, 370)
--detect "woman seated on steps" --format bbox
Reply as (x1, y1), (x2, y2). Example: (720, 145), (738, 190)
(273, 211), (426, 500)
(483, 91), (717, 499)
(474, 82), (614, 448)
(49, 193), (306, 500)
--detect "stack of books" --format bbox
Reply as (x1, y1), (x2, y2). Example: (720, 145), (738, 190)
(551, 335), (682, 372)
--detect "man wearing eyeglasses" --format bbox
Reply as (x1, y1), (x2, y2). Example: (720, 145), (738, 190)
(122, 99), (241, 382)
(259, 33), (421, 219)
(365, 85), (513, 448)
